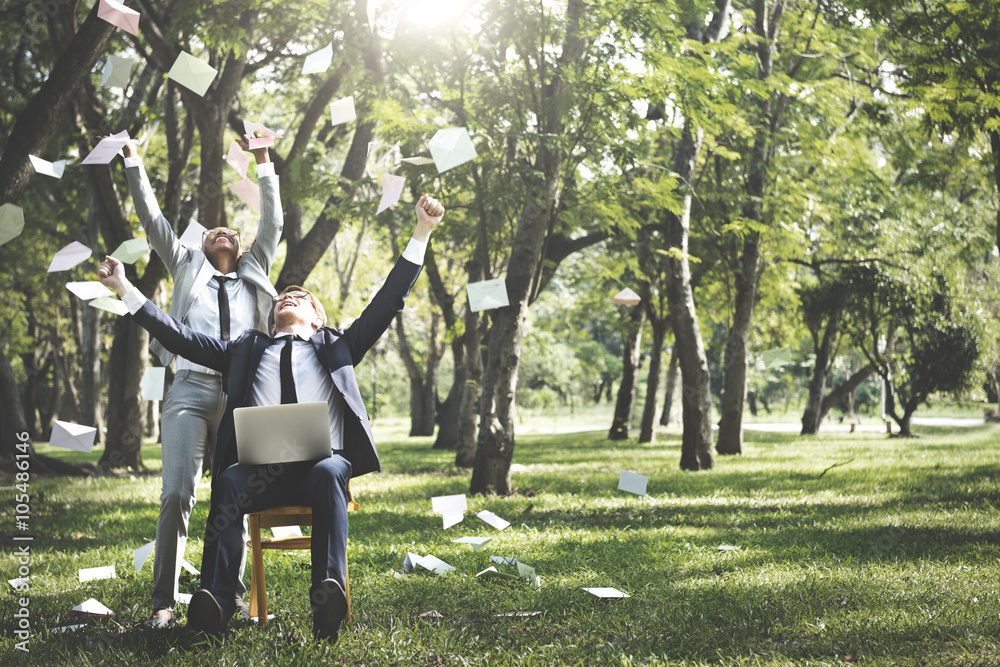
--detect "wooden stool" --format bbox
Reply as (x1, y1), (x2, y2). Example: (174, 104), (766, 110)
(246, 491), (360, 626)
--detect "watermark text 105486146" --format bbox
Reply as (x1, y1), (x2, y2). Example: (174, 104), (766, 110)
(13, 430), (32, 652)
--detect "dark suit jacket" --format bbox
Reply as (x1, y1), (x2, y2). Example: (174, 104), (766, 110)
(131, 255), (422, 481)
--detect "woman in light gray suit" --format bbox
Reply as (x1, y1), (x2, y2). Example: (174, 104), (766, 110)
(121, 134), (281, 628)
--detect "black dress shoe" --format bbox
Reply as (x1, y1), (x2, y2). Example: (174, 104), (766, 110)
(311, 579), (348, 643)
(187, 589), (228, 634)
(142, 609), (174, 629)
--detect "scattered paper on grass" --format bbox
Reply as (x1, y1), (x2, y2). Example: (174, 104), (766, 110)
(140, 367), (165, 401)
(48, 241), (92, 272)
(477, 510), (510, 530)
(133, 542), (154, 573)
(66, 281), (114, 301)
(717, 545), (741, 551)
(89, 296), (128, 316)
(50, 420), (97, 453)
(490, 556), (518, 565)
(111, 237), (149, 264)
(618, 470), (648, 496)
(249, 613), (276, 622)
(180, 558), (199, 575)
(48, 624), (86, 634)
(496, 611), (542, 617)
(582, 587), (629, 598)
(176, 593), (193, 605)
(418, 610), (444, 618)
(416, 555), (454, 575)
(270, 525), (303, 539)
(432, 494), (467, 515)
(8, 577), (30, 590)
(68, 598), (114, 617)
(442, 511), (463, 529)
(402, 552), (421, 572)
(517, 562), (539, 586)
(452, 536), (492, 551)
(612, 287), (641, 305)
(476, 566), (519, 581)
(79, 566), (116, 583)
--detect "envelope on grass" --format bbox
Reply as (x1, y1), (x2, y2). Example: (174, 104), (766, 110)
(0, 204), (24, 247)
(167, 52), (219, 97)
(97, 0), (139, 35)
(50, 420), (97, 453)
(101, 54), (135, 89)
(428, 127), (477, 173)
(82, 130), (130, 165)
(583, 587), (629, 598)
(68, 598), (114, 618)
(79, 565), (116, 583)
(452, 536), (492, 551)
(140, 367), (166, 401)
(477, 510), (510, 530)
(48, 242), (92, 272)
(467, 278), (509, 313)
(29, 155), (67, 179)
(302, 43), (333, 75)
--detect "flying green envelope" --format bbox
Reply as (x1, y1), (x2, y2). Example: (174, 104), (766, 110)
(167, 51), (219, 97)
(0, 203), (25, 246)
(89, 296), (128, 317)
(761, 346), (792, 370)
(427, 127), (477, 173)
(111, 238), (149, 264)
(101, 54), (134, 89)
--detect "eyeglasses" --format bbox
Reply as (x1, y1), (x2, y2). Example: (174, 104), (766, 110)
(272, 290), (311, 304)
(203, 228), (241, 243)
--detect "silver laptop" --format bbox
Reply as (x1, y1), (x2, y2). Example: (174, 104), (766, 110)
(233, 402), (332, 465)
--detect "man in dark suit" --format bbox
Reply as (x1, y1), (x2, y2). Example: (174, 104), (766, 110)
(99, 195), (445, 641)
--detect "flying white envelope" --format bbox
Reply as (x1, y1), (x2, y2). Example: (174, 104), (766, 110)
(0, 204), (24, 247)
(47, 241), (92, 272)
(68, 598), (114, 617)
(101, 54), (135, 89)
(66, 281), (114, 301)
(428, 127), (477, 173)
(761, 346), (792, 370)
(110, 237), (149, 264)
(417, 555), (455, 575)
(89, 296), (129, 316)
(180, 558), (199, 575)
(477, 510), (510, 530)
(377, 174), (405, 214)
(29, 155), (67, 179)
(330, 96), (356, 126)
(79, 565), (116, 583)
(401, 156), (435, 166)
(302, 43), (333, 75)
(167, 51), (218, 97)
(583, 587), (630, 598)
(82, 130), (130, 165)
(618, 470), (648, 496)
(270, 525), (303, 538)
(179, 220), (208, 249)
(467, 278), (509, 313)
(140, 367), (166, 401)
(613, 287), (641, 305)
(133, 542), (155, 573)
(231, 177), (261, 213)
(442, 511), (463, 529)
(452, 536), (492, 551)
(226, 140), (250, 178)
(97, 0), (139, 35)
(50, 420), (98, 453)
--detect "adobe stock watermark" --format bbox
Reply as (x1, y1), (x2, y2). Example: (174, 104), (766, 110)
(12, 431), (32, 652)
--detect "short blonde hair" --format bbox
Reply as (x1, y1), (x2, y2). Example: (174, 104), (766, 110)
(270, 285), (327, 329)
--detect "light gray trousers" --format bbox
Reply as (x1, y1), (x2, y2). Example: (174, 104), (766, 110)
(151, 369), (246, 612)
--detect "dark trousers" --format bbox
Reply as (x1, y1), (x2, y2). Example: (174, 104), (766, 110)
(200, 454), (352, 616)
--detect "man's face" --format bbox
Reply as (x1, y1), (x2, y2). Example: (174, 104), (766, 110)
(202, 228), (241, 265)
(272, 290), (319, 331)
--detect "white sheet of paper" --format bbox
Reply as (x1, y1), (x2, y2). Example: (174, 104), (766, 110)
(377, 174), (405, 214)
(270, 525), (303, 538)
(417, 555), (454, 575)
(48, 241), (92, 272)
(98, 0), (139, 35)
(452, 536), (492, 551)
(167, 52), (218, 97)
(467, 278), (509, 313)
(517, 562), (539, 586)
(176, 592), (193, 605)
(49, 624), (87, 634)
(613, 287), (641, 305)
(428, 127), (477, 173)
(82, 130), (130, 165)
(140, 367), (165, 401)
(79, 565), (116, 583)
(231, 177), (261, 213)
(110, 237), (149, 264)
(70, 598), (114, 617)
(330, 96), (357, 126)
(477, 510), (510, 531)
(29, 155), (67, 179)
(101, 54), (135, 88)
(89, 296), (129, 316)
(717, 544), (741, 551)
(401, 156), (435, 165)
(179, 220), (207, 249)
(442, 511), (464, 529)
(50, 420), (97, 453)
(431, 494), (468, 515)
(66, 281), (114, 301)
(133, 541), (155, 573)
(618, 470), (648, 496)
(302, 43), (333, 75)
(180, 558), (199, 575)
(8, 576), (29, 590)
(496, 611), (542, 617)
(583, 587), (629, 598)
(490, 556), (518, 565)
(0, 203), (25, 247)
(402, 552), (422, 572)
(226, 141), (250, 178)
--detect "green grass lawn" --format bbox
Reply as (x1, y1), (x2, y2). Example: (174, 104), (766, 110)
(4, 421), (1000, 665)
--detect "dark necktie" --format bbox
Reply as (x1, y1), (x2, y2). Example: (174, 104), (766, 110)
(280, 338), (298, 404)
(214, 276), (233, 341)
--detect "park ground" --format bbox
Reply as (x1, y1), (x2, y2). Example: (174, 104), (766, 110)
(3, 405), (1000, 666)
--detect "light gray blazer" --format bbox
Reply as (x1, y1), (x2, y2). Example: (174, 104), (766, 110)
(124, 162), (282, 366)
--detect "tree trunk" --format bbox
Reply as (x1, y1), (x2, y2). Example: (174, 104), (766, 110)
(433, 342), (466, 450)
(801, 303), (843, 434)
(79, 194), (105, 446)
(608, 305), (646, 441)
(100, 318), (148, 470)
(455, 306), (482, 467)
(395, 310), (441, 437)
(639, 316), (667, 443)
(660, 344), (679, 426)
(0, 345), (29, 459)
(716, 233), (761, 455)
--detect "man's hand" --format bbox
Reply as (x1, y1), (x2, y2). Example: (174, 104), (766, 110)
(98, 255), (133, 297)
(236, 133), (269, 165)
(412, 195), (445, 242)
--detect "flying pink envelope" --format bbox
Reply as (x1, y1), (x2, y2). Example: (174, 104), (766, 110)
(226, 141), (250, 178)
(97, 0), (140, 36)
(82, 130), (130, 165)
(377, 174), (405, 213)
(230, 177), (260, 213)
(48, 241), (92, 272)
(243, 121), (282, 150)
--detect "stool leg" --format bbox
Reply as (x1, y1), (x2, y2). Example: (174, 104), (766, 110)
(248, 514), (267, 624)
